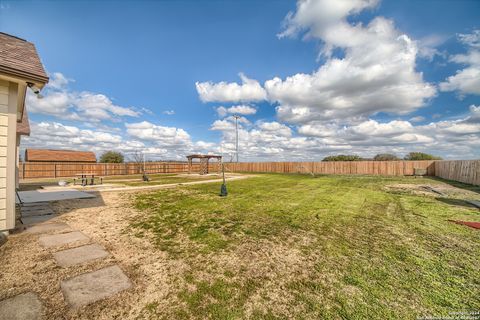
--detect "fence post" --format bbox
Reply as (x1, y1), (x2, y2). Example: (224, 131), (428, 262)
(22, 162), (25, 179)
(54, 164), (57, 178)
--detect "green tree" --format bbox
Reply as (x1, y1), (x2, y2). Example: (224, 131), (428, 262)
(404, 152), (442, 160)
(322, 154), (363, 162)
(374, 153), (399, 161)
(99, 151), (124, 163)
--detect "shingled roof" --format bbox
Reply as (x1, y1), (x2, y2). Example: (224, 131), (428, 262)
(25, 149), (97, 162)
(0, 32), (49, 84)
(16, 107), (30, 136)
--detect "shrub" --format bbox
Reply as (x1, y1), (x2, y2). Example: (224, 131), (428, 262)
(322, 155), (363, 162)
(99, 151), (124, 163)
(403, 152), (442, 160)
(374, 153), (399, 161)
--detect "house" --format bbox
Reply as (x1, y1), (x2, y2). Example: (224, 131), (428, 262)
(25, 149), (97, 163)
(0, 32), (49, 233)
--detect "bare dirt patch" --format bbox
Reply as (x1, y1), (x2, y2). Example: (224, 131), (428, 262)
(384, 183), (480, 200)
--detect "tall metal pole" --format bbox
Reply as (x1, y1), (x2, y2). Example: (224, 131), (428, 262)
(234, 115), (240, 163)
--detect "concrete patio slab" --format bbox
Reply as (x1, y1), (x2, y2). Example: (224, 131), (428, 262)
(21, 214), (57, 225)
(61, 265), (131, 308)
(25, 222), (71, 234)
(0, 292), (42, 320)
(39, 231), (89, 248)
(17, 189), (95, 204)
(53, 244), (109, 267)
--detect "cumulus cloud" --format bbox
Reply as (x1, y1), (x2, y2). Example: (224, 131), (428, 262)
(26, 72), (141, 122)
(409, 116), (426, 123)
(267, 1), (436, 123)
(23, 121), (124, 154)
(216, 105), (257, 117)
(125, 121), (191, 146)
(208, 103), (480, 161)
(196, 73), (266, 103)
(23, 120), (217, 161)
(440, 30), (480, 96)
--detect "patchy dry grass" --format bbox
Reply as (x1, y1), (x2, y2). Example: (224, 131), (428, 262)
(130, 174), (480, 319)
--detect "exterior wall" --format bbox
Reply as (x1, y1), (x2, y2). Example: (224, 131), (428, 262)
(0, 79), (18, 231)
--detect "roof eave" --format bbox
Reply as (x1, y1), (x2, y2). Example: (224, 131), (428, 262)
(0, 66), (49, 87)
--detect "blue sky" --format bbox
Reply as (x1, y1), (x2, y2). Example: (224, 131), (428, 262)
(1, 0), (479, 160)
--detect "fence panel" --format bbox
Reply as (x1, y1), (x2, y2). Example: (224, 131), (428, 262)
(223, 160), (435, 176)
(435, 160), (480, 186)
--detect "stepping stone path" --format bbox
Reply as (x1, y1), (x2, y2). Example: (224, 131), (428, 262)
(25, 222), (71, 234)
(3, 203), (133, 311)
(0, 292), (42, 320)
(39, 231), (89, 248)
(53, 244), (109, 267)
(61, 265), (132, 308)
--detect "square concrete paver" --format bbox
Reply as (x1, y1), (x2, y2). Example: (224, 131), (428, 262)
(39, 231), (89, 248)
(25, 222), (71, 234)
(53, 244), (109, 267)
(0, 292), (42, 320)
(61, 265), (131, 308)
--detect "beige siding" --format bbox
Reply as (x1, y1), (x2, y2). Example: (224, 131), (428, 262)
(0, 80), (8, 230)
(0, 79), (18, 231)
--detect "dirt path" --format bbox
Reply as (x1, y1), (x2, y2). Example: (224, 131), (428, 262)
(86, 174), (255, 193)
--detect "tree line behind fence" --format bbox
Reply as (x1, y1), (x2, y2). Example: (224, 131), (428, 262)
(18, 160), (480, 186)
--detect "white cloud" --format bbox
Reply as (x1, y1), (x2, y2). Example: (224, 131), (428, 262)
(416, 34), (448, 61)
(440, 30), (480, 96)
(163, 110), (175, 115)
(125, 121), (191, 146)
(23, 120), (217, 161)
(23, 121), (124, 155)
(26, 72), (141, 122)
(48, 72), (73, 90)
(216, 105), (256, 117)
(196, 73), (266, 103)
(268, 3), (436, 123)
(409, 116), (426, 123)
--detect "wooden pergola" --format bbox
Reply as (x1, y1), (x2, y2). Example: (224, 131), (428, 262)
(186, 154), (222, 175)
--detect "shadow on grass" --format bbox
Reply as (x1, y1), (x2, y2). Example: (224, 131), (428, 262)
(429, 176), (480, 195)
(435, 197), (479, 209)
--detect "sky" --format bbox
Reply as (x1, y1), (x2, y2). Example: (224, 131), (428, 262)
(1, 0), (479, 161)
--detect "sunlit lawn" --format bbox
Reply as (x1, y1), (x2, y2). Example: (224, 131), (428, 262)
(130, 174), (480, 319)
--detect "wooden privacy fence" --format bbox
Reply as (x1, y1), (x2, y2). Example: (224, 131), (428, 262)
(19, 161), (202, 179)
(435, 160), (480, 186)
(224, 161), (436, 176)
(19, 160), (435, 179)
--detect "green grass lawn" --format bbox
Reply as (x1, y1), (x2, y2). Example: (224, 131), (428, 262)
(130, 174), (480, 319)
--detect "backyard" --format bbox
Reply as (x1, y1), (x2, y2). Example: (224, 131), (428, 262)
(1, 173), (479, 319)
